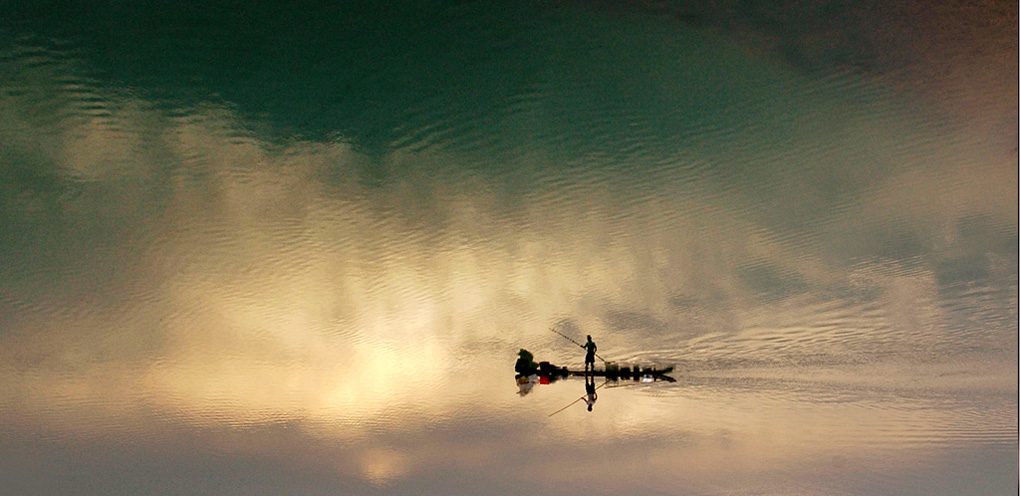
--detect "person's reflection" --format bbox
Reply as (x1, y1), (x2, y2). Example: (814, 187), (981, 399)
(584, 373), (598, 412)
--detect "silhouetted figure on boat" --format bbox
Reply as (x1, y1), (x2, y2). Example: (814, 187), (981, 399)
(583, 335), (597, 372)
(584, 373), (598, 412)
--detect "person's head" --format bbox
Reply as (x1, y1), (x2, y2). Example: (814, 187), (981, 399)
(587, 404), (593, 412)
(587, 335), (592, 342)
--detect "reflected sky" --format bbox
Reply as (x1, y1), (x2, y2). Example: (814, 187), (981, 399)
(1, 1), (1017, 495)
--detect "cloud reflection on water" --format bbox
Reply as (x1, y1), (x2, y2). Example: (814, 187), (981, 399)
(0, 31), (1016, 494)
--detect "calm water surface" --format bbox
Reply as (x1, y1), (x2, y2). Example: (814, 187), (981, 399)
(1, 1), (1017, 495)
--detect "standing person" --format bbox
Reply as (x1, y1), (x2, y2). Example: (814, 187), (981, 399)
(583, 335), (597, 372)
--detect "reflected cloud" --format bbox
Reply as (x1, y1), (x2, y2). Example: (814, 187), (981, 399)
(359, 448), (409, 486)
(0, 32), (1016, 493)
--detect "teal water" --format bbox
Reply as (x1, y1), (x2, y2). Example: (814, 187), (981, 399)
(1, 1), (1017, 495)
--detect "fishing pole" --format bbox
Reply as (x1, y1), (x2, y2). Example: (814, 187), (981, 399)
(547, 396), (585, 417)
(549, 327), (606, 363)
(547, 379), (609, 417)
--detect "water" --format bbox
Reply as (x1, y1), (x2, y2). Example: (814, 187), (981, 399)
(1, 1), (1016, 495)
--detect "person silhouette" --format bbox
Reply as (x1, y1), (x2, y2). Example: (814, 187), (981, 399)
(583, 335), (597, 372)
(584, 373), (598, 412)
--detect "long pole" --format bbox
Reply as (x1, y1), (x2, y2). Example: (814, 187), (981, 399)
(547, 380), (609, 417)
(547, 395), (585, 417)
(549, 327), (606, 362)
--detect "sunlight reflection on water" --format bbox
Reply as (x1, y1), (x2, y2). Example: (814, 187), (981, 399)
(1, 2), (1016, 495)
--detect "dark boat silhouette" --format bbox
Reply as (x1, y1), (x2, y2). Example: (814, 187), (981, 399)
(515, 349), (675, 383)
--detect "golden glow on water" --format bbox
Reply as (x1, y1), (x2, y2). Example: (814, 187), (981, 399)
(4, 99), (1015, 417)
(0, 22), (1016, 493)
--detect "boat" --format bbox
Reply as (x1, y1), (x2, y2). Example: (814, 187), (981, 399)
(515, 349), (675, 383)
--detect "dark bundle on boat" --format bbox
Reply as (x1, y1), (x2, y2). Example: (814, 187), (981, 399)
(515, 349), (539, 375)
